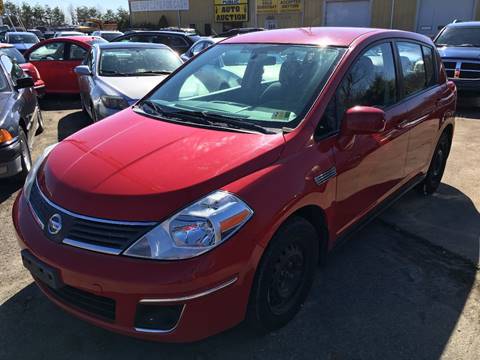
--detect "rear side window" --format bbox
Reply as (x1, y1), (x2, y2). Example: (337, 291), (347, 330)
(397, 42), (427, 96)
(422, 45), (436, 87)
(320, 42), (397, 134)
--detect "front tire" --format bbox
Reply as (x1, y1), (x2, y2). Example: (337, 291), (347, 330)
(247, 217), (319, 332)
(419, 132), (450, 195)
(17, 128), (32, 180)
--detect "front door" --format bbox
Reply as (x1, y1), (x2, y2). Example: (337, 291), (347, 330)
(62, 43), (88, 93)
(327, 42), (410, 236)
(27, 41), (66, 93)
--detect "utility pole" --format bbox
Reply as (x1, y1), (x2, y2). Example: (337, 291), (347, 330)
(390, 0), (395, 29)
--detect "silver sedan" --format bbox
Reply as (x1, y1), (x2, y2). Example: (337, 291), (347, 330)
(75, 42), (183, 121)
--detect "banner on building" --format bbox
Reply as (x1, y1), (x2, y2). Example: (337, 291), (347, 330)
(257, 0), (301, 14)
(214, 0), (249, 22)
(130, 0), (189, 12)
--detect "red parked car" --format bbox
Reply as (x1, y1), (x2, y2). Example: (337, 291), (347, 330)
(0, 43), (45, 96)
(13, 28), (456, 342)
(23, 36), (106, 94)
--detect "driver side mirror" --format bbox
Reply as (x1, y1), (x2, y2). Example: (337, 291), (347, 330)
(74, 65), (92, 76)
(15, 76), (34, 90)
(341, 106), (386, 135)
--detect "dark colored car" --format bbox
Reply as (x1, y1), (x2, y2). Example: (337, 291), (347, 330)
(215, 27), (264, 38)
(4, 31), (40, 54)
(28, 29), (45, 41)
(0, 54), (43, 179)
(111, 30), (201, 54)
(14, 27), (455, 342)
(180, 37), (224, 61)
(435, 21), (480, 93)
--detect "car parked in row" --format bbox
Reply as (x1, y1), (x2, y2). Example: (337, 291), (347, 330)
(24, 36), (107, 94)
(111, 30), (200, 54)
(54, 31), (85, 38)
(14, 27), (455, 342)
(0, 44), (45, 96)
(0, 54), (43, 179)
(3, 31), (40, 54)
(91, 31), (124, 42)
(180, 37), (224, 61)
(435, 21), (480, 93)
(76, 42), (183, 121)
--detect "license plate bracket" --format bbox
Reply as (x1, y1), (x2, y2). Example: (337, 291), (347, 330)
(21, 250), (63, 289)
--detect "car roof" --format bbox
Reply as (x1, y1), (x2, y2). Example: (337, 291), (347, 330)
(95, 42), (171, 49)
(222, 27), (421, 47)
(446, 21), (480, 28)
(120, 30), (196, 37)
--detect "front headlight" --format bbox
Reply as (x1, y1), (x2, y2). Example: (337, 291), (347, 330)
(124, 191), (253, 260)
(101, 95), (129, 110)
(23, 143), (57, 200)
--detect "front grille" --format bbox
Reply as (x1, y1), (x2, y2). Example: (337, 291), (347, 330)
(29, 180), (156, 255)
(48, 284), (116, 321)
(442, 59), (480, 80)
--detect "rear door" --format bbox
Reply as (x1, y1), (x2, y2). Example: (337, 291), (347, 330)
(326, 41), (410, 235)
(27, 41), (66, 93)
(395, 41), (444, 178)
(61, 42), (88, 93)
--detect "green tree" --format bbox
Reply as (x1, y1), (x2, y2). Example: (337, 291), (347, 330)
(50, 6), (65, 26)
(115, 7), (130, 31)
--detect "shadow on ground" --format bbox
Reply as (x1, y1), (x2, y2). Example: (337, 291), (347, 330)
(57, 111), (93, 142)
(1, 185), (478, 360)
(39, 95), (82, 111)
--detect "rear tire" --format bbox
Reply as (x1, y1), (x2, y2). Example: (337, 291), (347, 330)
(418, 132), (450, 195)
(246, 217), (319, 332)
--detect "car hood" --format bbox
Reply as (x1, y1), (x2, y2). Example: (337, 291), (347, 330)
(39, 108), (285, 221)
(98, 75), (168, 102)
(437, 46), (480, 60)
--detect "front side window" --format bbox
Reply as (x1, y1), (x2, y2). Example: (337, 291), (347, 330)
(99, 48), (182, 76)
(320, 42), (397, 134)
(69, 44), (87, 60)
(0, 48), (26, 64)
(29, 42), (65, 61)
(141, 44), (345, 129)
(397, 42), (427, 96)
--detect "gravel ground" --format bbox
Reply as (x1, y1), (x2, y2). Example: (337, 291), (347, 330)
(0, 96), (479, 360)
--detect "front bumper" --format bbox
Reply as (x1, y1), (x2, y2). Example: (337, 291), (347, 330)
(0, 138), (22, 178)
(13, 193), (256, 342)
(448, 77), (480, 92)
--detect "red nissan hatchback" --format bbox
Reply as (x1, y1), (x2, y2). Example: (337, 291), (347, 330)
(13, 28), (456, 342)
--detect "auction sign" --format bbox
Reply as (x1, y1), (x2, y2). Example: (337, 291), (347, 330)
(257, 0), (301, 13)
(215, 0), (249, 22)
(130, 0), (189, 12)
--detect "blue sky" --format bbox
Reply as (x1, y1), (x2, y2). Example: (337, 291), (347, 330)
(15, 0), (129, 11)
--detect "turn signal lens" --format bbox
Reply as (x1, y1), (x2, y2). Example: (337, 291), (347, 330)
(0, 129), (13, 143)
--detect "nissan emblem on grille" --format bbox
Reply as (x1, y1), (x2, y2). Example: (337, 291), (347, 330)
(47, 214), (63, 235)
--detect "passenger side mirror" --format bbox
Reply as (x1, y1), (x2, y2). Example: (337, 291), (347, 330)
(341, 106), (386, 135)
(74, 65), (92, 76)
(15, 76), (34, 90)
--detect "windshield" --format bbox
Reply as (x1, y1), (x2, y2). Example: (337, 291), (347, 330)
(0, 48), (26, 64)
(8, 34), (39, 44)
(436, 27), (480, 47)
(141, 44), (345, 130)
(99, 47), (183, 76)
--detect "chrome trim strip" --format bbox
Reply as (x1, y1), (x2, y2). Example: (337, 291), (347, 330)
(35, 179), (157, 226)
(62, 238), (122, 255)
(28, 201), (45, 230)
(314, 167), (337, 186)
(134, 305), (186, 334)
(139, 276), (238, 304)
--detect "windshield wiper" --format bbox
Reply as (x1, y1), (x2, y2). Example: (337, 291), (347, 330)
(168, 109), (276, 134)
(137, 100), (214, 126)
(135, 70), (172, 75)
(457, 43), (479, 47)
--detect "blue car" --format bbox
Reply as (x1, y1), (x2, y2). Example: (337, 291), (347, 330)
(4, 32), (40, 54)
(435, 21), (480, 93)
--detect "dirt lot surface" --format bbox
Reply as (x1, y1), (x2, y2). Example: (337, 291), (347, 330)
(0, 96), (479, 360)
